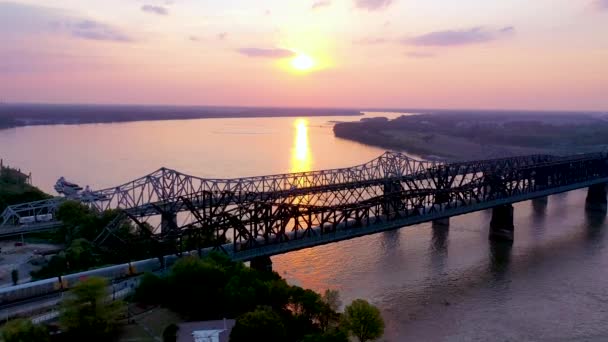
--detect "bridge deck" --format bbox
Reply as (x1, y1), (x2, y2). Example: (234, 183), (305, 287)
(228, 177), (608, 261)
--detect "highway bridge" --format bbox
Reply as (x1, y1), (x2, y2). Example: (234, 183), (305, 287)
(2, 152), (607, 269)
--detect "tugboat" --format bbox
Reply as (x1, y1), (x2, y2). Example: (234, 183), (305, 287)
(54, 177), (83, 197)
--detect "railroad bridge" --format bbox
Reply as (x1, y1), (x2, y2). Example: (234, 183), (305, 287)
(2, 152), (608, 269)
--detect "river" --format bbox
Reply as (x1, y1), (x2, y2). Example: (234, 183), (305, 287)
(1, 113), (607, 341)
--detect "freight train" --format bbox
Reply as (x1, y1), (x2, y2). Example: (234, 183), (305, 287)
(0, 254), (181, 306)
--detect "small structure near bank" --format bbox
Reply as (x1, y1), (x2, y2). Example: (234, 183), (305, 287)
(176, 319), (235, 342)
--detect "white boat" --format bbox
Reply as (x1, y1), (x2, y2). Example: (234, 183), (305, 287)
(80, 186), (108, 201)
(54, 177), (83, 196)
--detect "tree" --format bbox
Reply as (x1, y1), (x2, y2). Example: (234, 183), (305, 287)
(1, 318), (50, 342)
(341, 299), (384, 342)
(167, 256), (230, 319)
(60, 277), (125, 341)
(162, 324), (179, 342)
(322, 289), (342, 312)
(134, 272), (168, 305)
(319, 289), (342, 331)
(230, 307), (287, 342)
(11, 269), (18, 285)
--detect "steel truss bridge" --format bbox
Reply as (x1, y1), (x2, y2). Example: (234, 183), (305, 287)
(2, 152), (608, 261)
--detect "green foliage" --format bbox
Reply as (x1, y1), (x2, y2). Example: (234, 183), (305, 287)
(56, 201), (108, 243)
(319, 289), (342, 331)
(133, 272), (168, 305)
(0, 318), (50, 342)
(230, 307), (287, 342)
(302, 329), (349, 342)
(162, 323), (179, 342)
(60, 277), (125, 342)
(167, 255), (230, 319)
(32, 203), (166, 279)
(0, 166), (50, 217)
(134, 254), (342, 342)
(31, 238), (102, 279)
(341, 299), (385, 342)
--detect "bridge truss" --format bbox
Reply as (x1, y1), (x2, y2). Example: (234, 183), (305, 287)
(3, 151), (607, 261)
(96, 152), (608, 260)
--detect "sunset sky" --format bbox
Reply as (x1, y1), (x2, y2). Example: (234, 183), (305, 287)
(1, 0), (607, 110)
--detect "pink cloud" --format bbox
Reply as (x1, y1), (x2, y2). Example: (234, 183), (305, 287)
(406, 26), (514, 46)
(355, 0), (393, 11)
(312, 0), (332, 9)
(237, 48), (295, 58)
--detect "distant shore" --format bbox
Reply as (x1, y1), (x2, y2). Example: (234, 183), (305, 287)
(0, 104), (362, 130)
(333, 111), (608, 161)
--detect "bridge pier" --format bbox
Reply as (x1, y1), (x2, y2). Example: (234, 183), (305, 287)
(161, 212), (177, 234)
(489, 204), (514, 242)
(250, 256), (273, 272)
(585, 183), (607, 212)
(432, 217), (450, 227)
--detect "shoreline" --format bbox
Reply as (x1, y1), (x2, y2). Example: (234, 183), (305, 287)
(333, 114), (608, 161)
(0, 104), (363, 131)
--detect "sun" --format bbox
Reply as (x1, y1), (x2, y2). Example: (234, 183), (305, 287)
(291, 54), (315, 71)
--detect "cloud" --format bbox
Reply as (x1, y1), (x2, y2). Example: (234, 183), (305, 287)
(405, 26), (515, 46)
(406, 51), (435, 59)
(0, 2), (133, 43)
(69, 20), (133, 42)
(312, 0), (332, 9)
(237, 48), (295, 58)
(353, 37), (388, 45)
(354, 0), (394, 11)
(141, 5), (169, 16)
(593, 0), (608, 10)
(217, 32), (228, 40)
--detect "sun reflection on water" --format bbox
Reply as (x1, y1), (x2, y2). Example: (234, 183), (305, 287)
(291, 118), (311, 174)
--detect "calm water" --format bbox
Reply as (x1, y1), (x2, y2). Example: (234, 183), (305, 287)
(1, 114), (607, 341)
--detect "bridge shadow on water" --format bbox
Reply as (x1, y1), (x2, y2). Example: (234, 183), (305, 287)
(488, 240), (513, 279)
(584, 208), (607, 242)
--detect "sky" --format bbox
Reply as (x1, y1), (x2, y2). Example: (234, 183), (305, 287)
(0, 0), (607, 110)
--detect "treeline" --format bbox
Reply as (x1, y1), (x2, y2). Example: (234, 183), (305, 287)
(334, 113), (608, 152)
(0, 104), (362, 130)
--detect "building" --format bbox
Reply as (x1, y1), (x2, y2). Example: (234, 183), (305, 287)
(176, 319), (236, 342)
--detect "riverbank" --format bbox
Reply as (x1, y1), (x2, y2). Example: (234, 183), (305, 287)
(0, 104), (362, 130)
(333, 111), (608, 161)
(0, 161), (50, 215)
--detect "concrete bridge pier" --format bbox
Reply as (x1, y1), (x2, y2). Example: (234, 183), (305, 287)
(250, 256), (273, 272)
(161, 212), (178, 234)
(432, 217), (450, 227)
(585, 183), (607, 212)
(489, 204), (514, 242)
